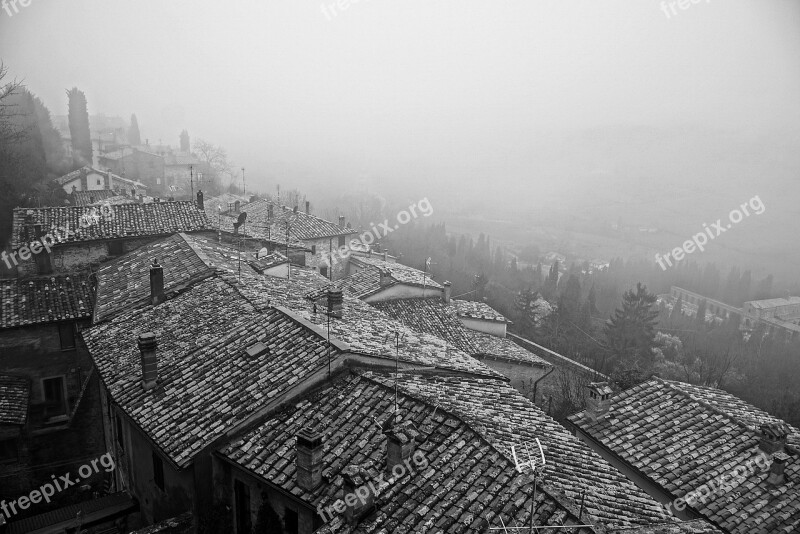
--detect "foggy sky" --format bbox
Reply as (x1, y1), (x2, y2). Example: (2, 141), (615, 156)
(1, 0), (799, 204)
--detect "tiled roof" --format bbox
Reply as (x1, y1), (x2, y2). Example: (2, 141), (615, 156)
(746, 297), (800, 309)
(55, 165), (91, 186)
(452, 298), (511, 323)
(371, 297), (549, 367)
(220, 370), (670, 532)
(82, 275), (342, 468)
(335, 267), (381, 298)
(235, 273), (499, 378)
(608, 520), (724, 533)
(240, 199), (356, 241)
(203, 193), (250, 216)
(350, 256), (442, 292)
(0, 374), (29, 425)
(568, 378), (800, 534)
(468, 330), (550, 367)
(72, 189), (117, 206)
(11, 201), (210, 249)
(0, 274), (93, 328)
(371, 297), (478, 354)
(128, 512), (193, 534)
(93, 232), (257, 323)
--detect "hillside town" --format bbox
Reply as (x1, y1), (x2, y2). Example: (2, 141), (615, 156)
(2, 2), (799, 534)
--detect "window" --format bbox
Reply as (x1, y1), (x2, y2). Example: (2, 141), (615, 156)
(0, 438), (18, 463)
(42, 376), (67, 418)
(152, 451), (164, 490)
(58, 322), (76, 350)
(97, 178), (101, 186)
(319, 266), (328, 278)
(234, 480), (251, 534)
(338, 235), (346, 247)
(284, 508), (298, 534)
(116, 414), (125, 451)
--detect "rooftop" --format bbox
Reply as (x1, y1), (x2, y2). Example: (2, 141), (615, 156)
(220, 370), (671, 532)
(239, 199), (356, 241)
(568, 378), (800, 534)
(452, 298), (512, 323)
(82, 275), (343, 468)
(11, 201), (210, 249)
(71, 189), (118, 206)
(0, 374), (30, 425)
(0, 274), (94, 329)
(345, 256), (443, 298)
(93, 232), (257, 323)
(746, 296), (800, 309)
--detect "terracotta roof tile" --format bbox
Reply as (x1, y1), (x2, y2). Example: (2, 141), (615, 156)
(220, 371), (670, 532)
(11, 201), (209, 249)
(93, 233), (257, 322)
(350, 256), (442, 293)
(0, 374), (29, 425)
(452, 299), (511, 323)
(0, 274), (94, 328)
(568, 378), (800, 534)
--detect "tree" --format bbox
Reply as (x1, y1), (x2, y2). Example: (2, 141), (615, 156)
(194, 137), (235, 192)
(604, 282), (660, 366)
(67, 87), (92, 168)
(128, 113), (141, 146)
(515, 287), (539, 335)
(180, 129), (190, 151)
(694, 299), (708, 329)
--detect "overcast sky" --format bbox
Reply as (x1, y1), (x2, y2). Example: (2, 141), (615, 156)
(1, 0), (799, 204)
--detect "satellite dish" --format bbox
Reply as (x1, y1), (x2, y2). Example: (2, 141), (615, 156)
(237, 212), (247, 225)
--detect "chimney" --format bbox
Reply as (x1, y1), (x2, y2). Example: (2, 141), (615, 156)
(766, 452), (789, 486)
(443, 281), (452, 304)
(379, 269), (392, 288)
(338, 215), (345, 229)
(341, 466), (375, 524)
(382, 251), (387, 262)
(305, 200), (310, 214)
(384, 420), (420, 475)
(196, 190), (204, 210)
(268, 205), (274, 220)
(138, 194), (144, 203)
(150, 258), (165, 305)
(759, 423), (789, 455)
(327, 288), (343, 319)
(234, 200), (240, 212)
(137, 332), (158, 391)
(296, 427), (324, 491)
(585, 382), (613, 421)
(89, 195), (95, 204)
(106, 170), (112, 188)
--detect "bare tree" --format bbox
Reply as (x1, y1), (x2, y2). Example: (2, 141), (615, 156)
(0, 62), (25, 147)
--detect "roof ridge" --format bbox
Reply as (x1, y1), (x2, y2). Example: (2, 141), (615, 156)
(654, 377), (756, 434)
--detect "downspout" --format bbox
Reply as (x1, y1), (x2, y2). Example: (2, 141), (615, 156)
(531, 365), (555, 405)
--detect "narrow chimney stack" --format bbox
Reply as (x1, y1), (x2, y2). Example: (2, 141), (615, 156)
(384, 420), (420, 475)
(383, 251), (387, 262)
(443, 281), (452, 304)
(327, 288), (343, 319)
(305, 200), (310, 214)
(196, 190), (204, 210)
(766, 452), (789, 486)
(138, 332), (158, 391)
(296, 427), (324, 491)
(585, 382), (613, 421)
(150, 258), (165, 305)
(268, 205), (274, 220)
(234, 200), (240, 213)
(759, 423), (789, 455)
(338, 215), (345, 229)
(341, 466), (375, 524)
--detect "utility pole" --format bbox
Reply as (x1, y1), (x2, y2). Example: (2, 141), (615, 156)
(189, 165), (194, 201)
